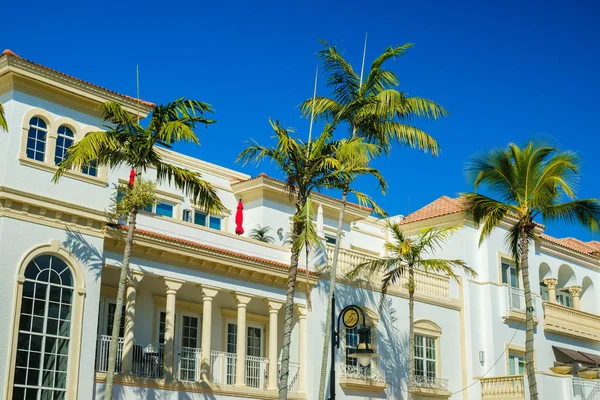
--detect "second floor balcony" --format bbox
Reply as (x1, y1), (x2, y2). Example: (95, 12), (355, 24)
(543, 301), (600, 342)
(503, 286), (538, 326)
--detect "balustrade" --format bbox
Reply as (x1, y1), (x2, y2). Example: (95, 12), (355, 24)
(480, 375), (525, 398)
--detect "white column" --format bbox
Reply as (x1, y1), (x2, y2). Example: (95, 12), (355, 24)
(163, 278), (184, 380)
(200, 285), (219, 380)
(570, 286), (583, 310)
(266, 299), (283, 390)
(295, 304), (308, 393)
(544, 278), (558, 303)
(121, 271), (143, 374)
(232, 292), (253, 387)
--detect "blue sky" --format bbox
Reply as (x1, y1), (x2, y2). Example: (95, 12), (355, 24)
(2, 0), (599, 240)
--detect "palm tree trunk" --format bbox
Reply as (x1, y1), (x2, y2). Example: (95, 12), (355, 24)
(279, 212), (304, 400)
(407, 265), (414, 400)
(318, 189), (348, 399)
(105, 207), (138, 400)
(520, 229), (538, 400)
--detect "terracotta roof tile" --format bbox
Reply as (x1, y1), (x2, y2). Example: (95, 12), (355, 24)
(232, 174), (372, 212)
(399, 196), (466, 225)
(540, 234), (600, 257)
(2, 49), (155, 108)
(115, 225), (318, 276)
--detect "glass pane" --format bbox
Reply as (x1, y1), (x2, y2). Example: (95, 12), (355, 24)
(155, 202), (174, 218)
(209, 216), (221, 230)
(194, 211), (207, 226)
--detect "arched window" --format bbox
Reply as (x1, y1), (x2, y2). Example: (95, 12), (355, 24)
(26, 117), (48, 162)
(54, 126), (74, 165)
(81, 160), (98, 177)
(13, 255), (74, 400)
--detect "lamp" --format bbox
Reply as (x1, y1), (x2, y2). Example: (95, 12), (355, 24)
(348, 326), (379, 367)
(479, 351), (485, 365)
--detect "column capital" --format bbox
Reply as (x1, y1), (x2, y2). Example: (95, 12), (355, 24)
(543, 278), (558, 289)
(127, 270), (144, 288)
(200, 285), (220, 300)
(265, 299), (284, 313)
(295, 304), (308, 318)
(569, 285), (583, 297)
(163, 277), (185, 294)
(232, 292), (253, 306)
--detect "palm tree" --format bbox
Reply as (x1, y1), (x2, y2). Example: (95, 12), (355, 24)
(249, 225), (276, 243)
(53, 98), (224, 400)
(463, 141), (600, 400)
(301, 40), (447, 399)
(0, 101), (8, 131)
(237, 120), (379, 399)
(349, 224), (475, 399)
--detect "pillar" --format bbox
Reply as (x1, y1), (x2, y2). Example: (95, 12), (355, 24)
(163, 278), (184, 380)
(121, 271), (144, 374)
(544, 278), (558, 303)
(295, 304), (308, 393)
(200, 285), (219, 380)
(569, 286), (582, 310)
(266, 299), (283, 390)
(232, 292), (253, 387)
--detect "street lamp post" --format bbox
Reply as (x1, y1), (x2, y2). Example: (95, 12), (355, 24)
(329, 292), (379, 400)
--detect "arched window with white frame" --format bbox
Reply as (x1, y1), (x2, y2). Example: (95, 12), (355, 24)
(54, 126), (75, 165)
(26, 117), (48, 162)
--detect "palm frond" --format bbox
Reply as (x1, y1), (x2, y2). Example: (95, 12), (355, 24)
(318, 40), (360, 105)
(249, 225), (276, 243)
(543, 200), (600, 232)
(0, 101), (8, 131)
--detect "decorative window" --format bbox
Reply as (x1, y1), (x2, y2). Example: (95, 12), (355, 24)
(414, 334), (436, 378)
(13, 255), (74, 400)
(26, 117), (48, 162)
(508, 351), (525, 375)
(81, 160), (98, 177)
(54, 126), (74, 165)
(193, 210), (222, 230)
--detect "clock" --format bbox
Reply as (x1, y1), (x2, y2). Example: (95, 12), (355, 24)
(342, 308), (359, 329)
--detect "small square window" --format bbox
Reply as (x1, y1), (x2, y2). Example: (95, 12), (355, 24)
(182, 209), (192, 222)
(209, 216), (222, 230)
(325, 235), (337, 245)
(155, 202), (174, 218)
(194, 211), (207, 226)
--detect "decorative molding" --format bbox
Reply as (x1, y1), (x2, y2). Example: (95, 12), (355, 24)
(153, 295), (203, 314)
(542, 301), (600, 342)
(221, 308), (269, 324)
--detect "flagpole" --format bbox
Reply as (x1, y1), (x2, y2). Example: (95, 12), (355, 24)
(136, 65), (141, 124)
(307, 65), (319, 146)
(353, 32), (368, 138)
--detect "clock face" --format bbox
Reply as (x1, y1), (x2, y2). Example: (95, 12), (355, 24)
(342, 308), (359, 329)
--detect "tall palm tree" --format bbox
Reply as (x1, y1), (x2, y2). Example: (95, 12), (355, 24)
(237, 120), (381, 399)
(53, 99), (224, 400)
(301, 40), (447, 399)
(349, 224), (474, 399)
(0, 101), (8, 131)
(249, 225), (276, 243)
(463, 141), (600, 400)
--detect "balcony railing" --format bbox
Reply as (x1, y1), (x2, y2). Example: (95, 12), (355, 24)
(413, 375), (449, 391)
(480, 375), (525, 399)
(278, 361), (300, 394)
(132, 343), (164, 378)
(508, 287), (527, 312)
(95, 335), (124, 373)
(543, 301), (600, 342)
(325, 245), (450, 299)
(209, 350), (237, 385)
(177, 346), (202, 382)
(573, 377), (600, 400)
(245, 355), (268, 389)
(340, 364), (386, 383)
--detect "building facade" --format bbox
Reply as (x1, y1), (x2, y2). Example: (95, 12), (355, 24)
(0, 49), (599, 400)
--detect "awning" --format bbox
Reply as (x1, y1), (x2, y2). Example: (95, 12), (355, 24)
(579, 351), (600, 366)
(553, 346), (598, 365)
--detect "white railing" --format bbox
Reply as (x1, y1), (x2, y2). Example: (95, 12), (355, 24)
(210, 350), (237, 386)
(246, 355), (269, 389)
(481, 375), (524, 398)
(507, 287), (528, 313)
(278, 361), (300, 394)
(177, 346), (202, 382)
(95, 335), (124, 373)
(326, 245), (450, 299)
(340, 364), (386, 383)
(132, 343), (164, 378)
(573, 377), (600, 400)
(414, 375), (449, 391)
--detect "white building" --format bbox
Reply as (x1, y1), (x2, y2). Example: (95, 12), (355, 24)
(0, 49), (598, 400)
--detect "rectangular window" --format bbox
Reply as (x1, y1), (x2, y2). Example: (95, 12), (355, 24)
(155, 202), (174, 218)
(82, 160), (98, 177)
(557, 292), (572, 307)
(345, 326), (372, 367)
(209, 216), (221, 230)
(193, 210), (222, 231)
(226, 323), (237, 385)
(414, 334), (436, 378)
(325, 235), (337, 245)
(182, 209), (192, 222)
(106, 303), (125, 338)
(508, 352), (525, 375)
(194, 211), (207, 226)
(501, 262), (518, 288)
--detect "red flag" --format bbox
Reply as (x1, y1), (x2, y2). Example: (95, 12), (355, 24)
(235, 200), (244, 235)
(128, 169), (136, 187)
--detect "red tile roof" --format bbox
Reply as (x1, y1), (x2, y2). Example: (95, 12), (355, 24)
(232, 174), (373, 212)
(115, 225), (319, 276)
(540, 234), (600, 257)
(2, 49), (155, 108)
(399, 196), (466, 225)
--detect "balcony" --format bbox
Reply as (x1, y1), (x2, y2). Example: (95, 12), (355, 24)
(543, 301), (600, 342)
(325, 246), (451, 300)
(95, 336), (300, 395)
(503, 287), (538, 326)
(411, 375), (451, 398)
(480, 375), (525, 399)
(339, 365), (387, 391)
(573, 377), (600, 400)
